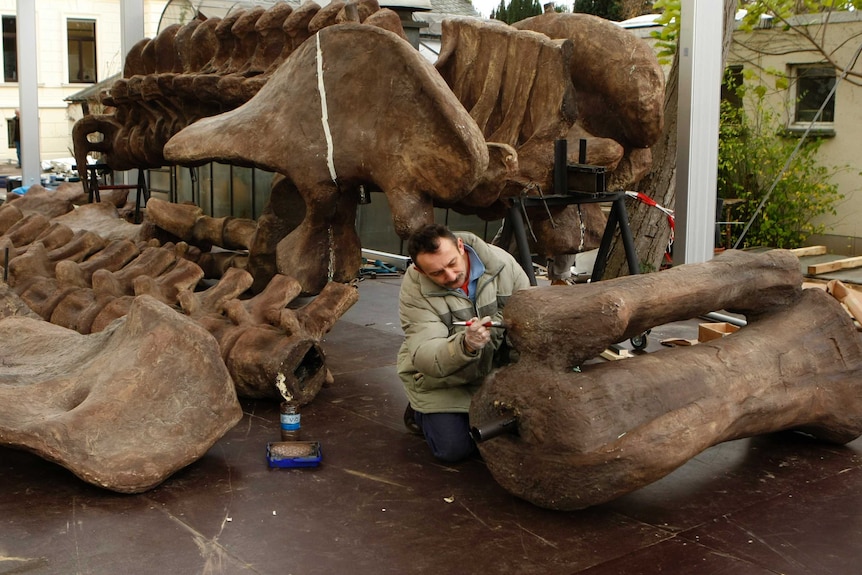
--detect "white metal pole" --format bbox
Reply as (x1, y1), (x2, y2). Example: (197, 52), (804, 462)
(120, 0), (146, 67)
(16, 0), (39, 186)
(119, 0), (145, 185)
(674, 0), (723, 265)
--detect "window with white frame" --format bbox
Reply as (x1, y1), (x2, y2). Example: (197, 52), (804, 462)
(2, 15), (16, 82)
(790, 64), (836, 128)
(68, 19), (96, 84)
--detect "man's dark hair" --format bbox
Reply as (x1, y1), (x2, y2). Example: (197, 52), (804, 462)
(407, 223), (458, 265)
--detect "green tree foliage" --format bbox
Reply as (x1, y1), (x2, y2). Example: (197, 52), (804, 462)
(650, 0), (853, 249)
(490, 0), (544, 23)
(717, 85), (844, 249)
(740, 0), (862, 29)
(572, 0), (654, 20)
(651, 0), (862, 63)
(572, 0), (624, 20)
(650, 0), (679, 62)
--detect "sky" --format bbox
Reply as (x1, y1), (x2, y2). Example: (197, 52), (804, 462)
(471, 0), (501, 18)
(471, 0), (573, 19)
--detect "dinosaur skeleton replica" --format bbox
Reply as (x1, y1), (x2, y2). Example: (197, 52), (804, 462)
(3, 193), (860, 501)
(73, 3), (665, 294)
(0, 187), (356, 493)
(0, 188), (355, 402)
(1, 3), (859, 505)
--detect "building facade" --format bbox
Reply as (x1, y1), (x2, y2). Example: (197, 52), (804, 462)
(624, 10), (862, 255)
(728, 10), (862, 254)
(0, 0), (167, 166)
(0, 0), (468, 167)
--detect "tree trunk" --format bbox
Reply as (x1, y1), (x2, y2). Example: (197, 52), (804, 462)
(619, 0), (654, 20)
(604, 0), (738, 277)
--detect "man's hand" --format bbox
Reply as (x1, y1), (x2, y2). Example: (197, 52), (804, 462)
(464, 316), (492, 353)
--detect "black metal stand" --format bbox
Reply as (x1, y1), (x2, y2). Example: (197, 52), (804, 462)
(504, 139), (640, 286)
(503, 201), (538, 285)
(504, 139), (650, 350)
(71, 164), (150, 223)
(133, 170), (150, 224)
(72, 163), (108, 203)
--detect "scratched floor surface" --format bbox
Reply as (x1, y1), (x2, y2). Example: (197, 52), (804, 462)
(2, 276), (861, 574)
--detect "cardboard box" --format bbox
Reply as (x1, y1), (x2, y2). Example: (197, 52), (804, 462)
(698, 322), (740, 342)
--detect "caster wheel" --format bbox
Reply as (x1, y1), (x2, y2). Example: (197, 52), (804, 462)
(630, 330), (650, 351)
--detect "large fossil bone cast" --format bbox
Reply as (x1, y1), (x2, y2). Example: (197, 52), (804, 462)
(164, 23), (488, 294)
(71, 1), (404, 176)
(470, 250), (862, 510)
(0, 294), (243, 493)
(145, 197), (257, 251)
(434, 14), (664, 253)
(177, 268), (359, 401)
(503, 249), (803, 371)
(76, 7), (664, 294)
(0, 201), (358, 401)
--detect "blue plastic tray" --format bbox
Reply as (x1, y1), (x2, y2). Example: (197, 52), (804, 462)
(266, 441), (322, 468)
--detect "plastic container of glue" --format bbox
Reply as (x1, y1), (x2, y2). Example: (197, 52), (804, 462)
(280, 401), (301, 441)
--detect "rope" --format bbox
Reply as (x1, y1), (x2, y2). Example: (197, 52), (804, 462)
(517, 183), (542, 243)
(625, 190), (676, 262)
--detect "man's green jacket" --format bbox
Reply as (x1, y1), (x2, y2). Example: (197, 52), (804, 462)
(397, 232), (530, 414)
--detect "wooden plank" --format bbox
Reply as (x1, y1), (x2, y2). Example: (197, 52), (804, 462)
(600, 348), (632, 361)
(827, 279), (862, 325)
(808, 255), (862, 275)
(790, 245), (827, 257)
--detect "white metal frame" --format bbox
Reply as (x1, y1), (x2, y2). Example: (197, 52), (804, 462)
(16, 0), (38, 185)
(674, 0), (724, 265)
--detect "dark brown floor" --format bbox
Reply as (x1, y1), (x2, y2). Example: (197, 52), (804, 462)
(2, 275), (861, 574)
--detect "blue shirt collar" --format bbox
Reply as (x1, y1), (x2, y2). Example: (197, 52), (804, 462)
(463, 244), (485, 301)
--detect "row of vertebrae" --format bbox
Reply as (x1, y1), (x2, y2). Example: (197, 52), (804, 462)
(0, 193), (358, 402)
(73, 0), (405, 172)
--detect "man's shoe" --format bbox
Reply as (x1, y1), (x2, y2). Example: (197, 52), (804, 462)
(403, 404), (424, 437)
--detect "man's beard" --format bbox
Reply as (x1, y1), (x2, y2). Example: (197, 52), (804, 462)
(445, 272), (466, 289)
